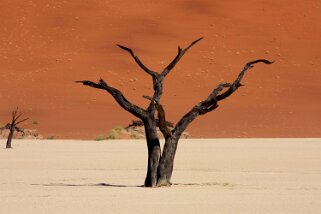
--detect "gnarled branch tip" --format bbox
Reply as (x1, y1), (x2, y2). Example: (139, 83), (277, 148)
(116, 44), (132, 53)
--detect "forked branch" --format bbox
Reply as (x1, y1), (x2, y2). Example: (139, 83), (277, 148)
(147, 38), (204, 113)
(161, 37), (203, 77)
(173, 59), (273, 138)
(117, 38), (204, 115)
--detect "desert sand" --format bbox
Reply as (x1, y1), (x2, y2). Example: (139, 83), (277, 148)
(1, 138), (320, 213)
(1, 0), (321, 139)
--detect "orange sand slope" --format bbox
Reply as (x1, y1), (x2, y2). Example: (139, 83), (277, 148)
(1, 139), (321, 213)
(0, 1), (320, 139)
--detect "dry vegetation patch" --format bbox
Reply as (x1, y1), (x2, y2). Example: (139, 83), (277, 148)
(94, 120), (190, 141)
(0, 127), (43, 139)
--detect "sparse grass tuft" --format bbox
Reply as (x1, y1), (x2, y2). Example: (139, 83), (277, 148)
(94, 126), (127, 141)
(94, 135), (108, 141)
(46, 136), (55, 140)
(106, 126), (125, 139)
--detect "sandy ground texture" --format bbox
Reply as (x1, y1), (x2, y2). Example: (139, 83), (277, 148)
(0, 0), (321, 139)
(1, 138), (321, 213)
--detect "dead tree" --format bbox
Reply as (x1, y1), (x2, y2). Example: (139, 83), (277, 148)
(1, 108), (28, 148)
(76, 38), (273, 187)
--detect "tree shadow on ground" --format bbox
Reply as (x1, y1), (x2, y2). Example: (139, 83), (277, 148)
(31, 183), (143, 188)
(31, 182), (235, 188)
(173, 182), (236, 188)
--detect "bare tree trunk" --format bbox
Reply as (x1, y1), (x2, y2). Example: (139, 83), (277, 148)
(143, 118), (161, 187)
(6, 125), (15, 149)
(143, 96), (177, 186)
(157, 137), (178, 186)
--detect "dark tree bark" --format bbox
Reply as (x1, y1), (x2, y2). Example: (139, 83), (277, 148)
(142, 117), (161, 187)
(76, 38), (272, 187)
(2, 108), (28, 149)
(77, 38), (202, 187)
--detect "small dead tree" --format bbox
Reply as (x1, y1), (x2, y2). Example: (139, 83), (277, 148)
(77, 38), (272, 187)
(1, 108), (28, 148)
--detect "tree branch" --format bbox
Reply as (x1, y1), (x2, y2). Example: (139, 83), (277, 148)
(10, 108), (28, 126)
(15, 126), (25, 134)
(161, 37), (203, 77)
(76, 79), (147, 119)
(117, 44), (157, 77)
(12, 108), (19, 123)
(15, 118), (29, 126)
(173, 59), (273, 138)
(217, 59), (273, 101)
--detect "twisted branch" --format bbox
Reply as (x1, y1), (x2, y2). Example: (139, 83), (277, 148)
(143, 96), (172, 138)
(217, 59), (273, 101)
(76, 79), (147, 119)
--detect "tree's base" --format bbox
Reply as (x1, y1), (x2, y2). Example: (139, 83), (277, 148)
(156, 179), (172, 187)
(143, 179), (172, 188)
(144, 183), (156, 188)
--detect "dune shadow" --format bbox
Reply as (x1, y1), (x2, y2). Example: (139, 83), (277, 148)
(31, 183), (142, 188)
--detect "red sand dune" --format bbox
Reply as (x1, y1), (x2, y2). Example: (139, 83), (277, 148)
(0, 0), (320, 139)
